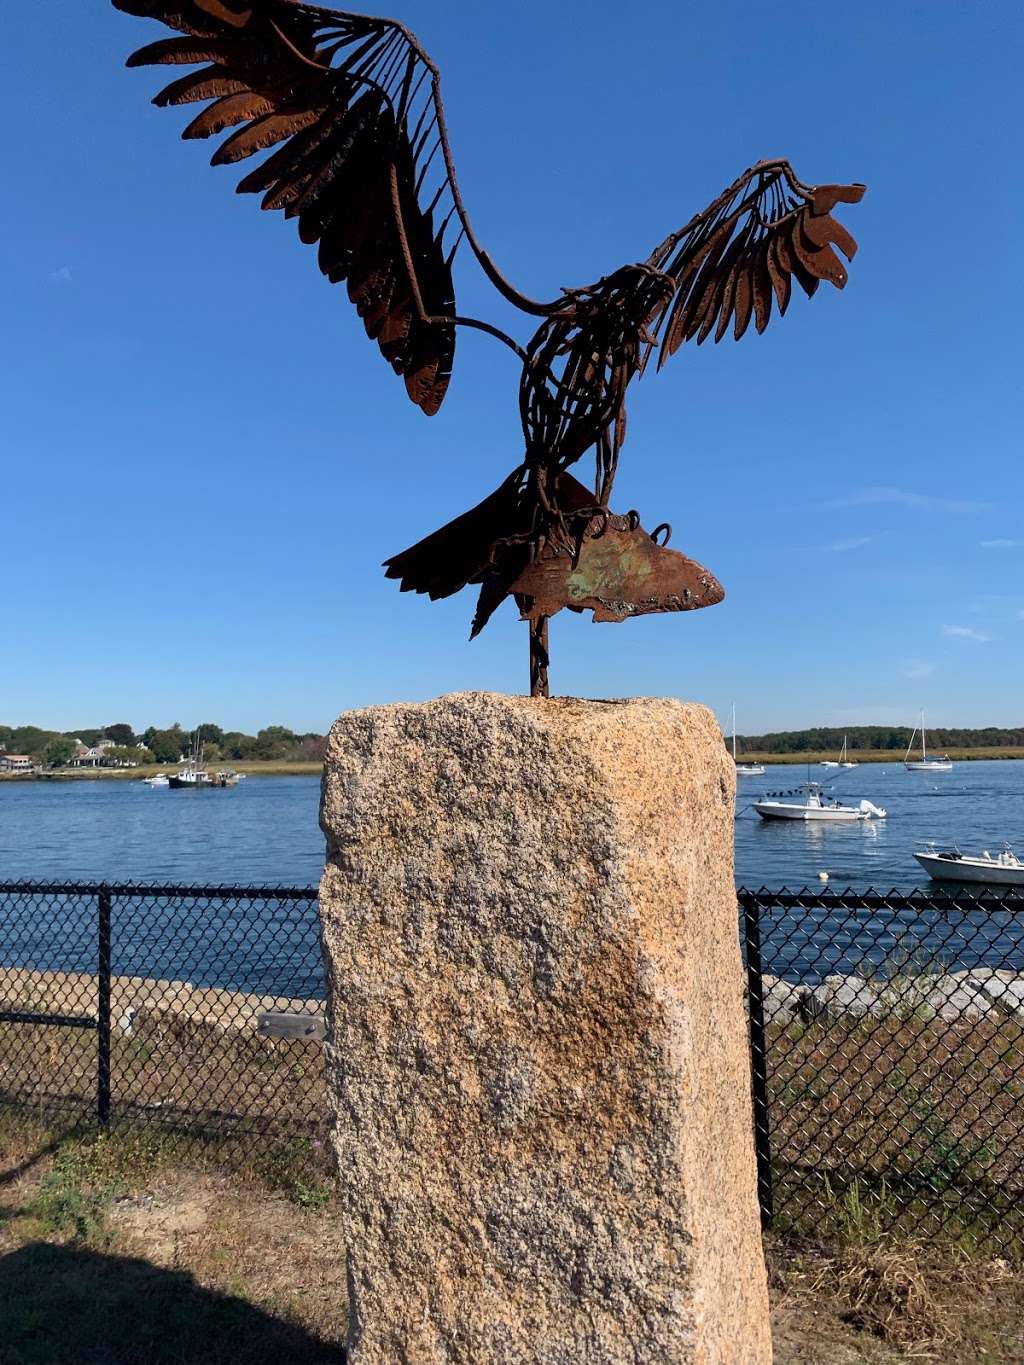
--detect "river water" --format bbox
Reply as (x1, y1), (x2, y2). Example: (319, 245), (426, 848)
(1, 763), (1022, 990)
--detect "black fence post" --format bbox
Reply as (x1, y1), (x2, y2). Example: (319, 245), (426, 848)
(97, 887), (112, 1128)
(742, 892), (774, 1229)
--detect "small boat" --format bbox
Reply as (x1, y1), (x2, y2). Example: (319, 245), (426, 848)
(754, 782), (887, 822)
(914, 843), (1024, 886)
(904, 711), (953, 772)
(142, 773), (169, 788)
(822, 736), (858, 770)
(731, 704), (765, 777)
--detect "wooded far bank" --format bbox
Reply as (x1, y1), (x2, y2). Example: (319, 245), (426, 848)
(731, 725), (1024, 756)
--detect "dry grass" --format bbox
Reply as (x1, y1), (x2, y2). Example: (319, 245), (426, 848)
(2, 1116), (1023, 1364)
(2, 1100), (1024, 1362)
(769, 1236), (1024, 1362)
(765, 1009), (1024, 1258)
(0, 1010), (330, 1170)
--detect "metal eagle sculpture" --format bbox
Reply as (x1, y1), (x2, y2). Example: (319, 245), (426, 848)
(114, 0), (865, 696)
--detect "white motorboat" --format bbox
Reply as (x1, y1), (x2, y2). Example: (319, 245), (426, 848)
(914, 844), (1024, 887)
(142, 773), (169, 788)
(754, 782), (887, 823)
(730, 704), (765, 776)
(904, 711), (953, 771)
(822, 736), (858, 770)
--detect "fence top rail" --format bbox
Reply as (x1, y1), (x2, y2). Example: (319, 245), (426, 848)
(0, 881), (319, 900)
(737, 885), (1024, 911)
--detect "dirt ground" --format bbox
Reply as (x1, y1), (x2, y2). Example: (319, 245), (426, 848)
(1, 1126), (1022, 1363)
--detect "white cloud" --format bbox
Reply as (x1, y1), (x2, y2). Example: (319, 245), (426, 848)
(942, 625), (991, 642)
(980, 539), (1023, 549)
(48, 266), (72, 285)
(901, 660), (935, 679)
(823, 535), (872, 553)
(831, 486), (994, 515)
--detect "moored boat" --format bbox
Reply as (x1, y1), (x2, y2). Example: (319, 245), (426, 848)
(822, 736), (858, 770)
(905, 711), (953, 771)
(914, 844), (1024, 886)
(169, 737), (212, 789)
(754, 782), (886, 823)
(731, 704), (765, 776)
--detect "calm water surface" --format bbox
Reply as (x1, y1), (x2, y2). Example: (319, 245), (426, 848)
(0, 776), (325, 885)
(2, 764), (1023, 988)
(734, 759), (1024, 891)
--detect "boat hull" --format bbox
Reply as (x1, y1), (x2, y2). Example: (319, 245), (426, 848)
(914, 853), (1024, 886)
(754, 802), (868, 822)
(905, 761), (953, 772)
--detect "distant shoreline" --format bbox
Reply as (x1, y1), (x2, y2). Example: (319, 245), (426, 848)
(0, 761), (323, 783)
(5, 748), (1024, 783)
(733, 747), (1024, 766)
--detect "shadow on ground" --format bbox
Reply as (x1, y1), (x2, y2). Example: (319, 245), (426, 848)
(0, 1242), (346, 1365)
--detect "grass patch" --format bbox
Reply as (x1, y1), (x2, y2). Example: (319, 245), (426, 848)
(24, 1150), (118, 1245)
(765, 1010), (1024, 1260)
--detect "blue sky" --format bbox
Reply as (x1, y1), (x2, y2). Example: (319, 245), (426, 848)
(3, 1), (1022, 735)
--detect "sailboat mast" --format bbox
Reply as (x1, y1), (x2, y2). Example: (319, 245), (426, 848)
(903, 726), (917, 763)
(921, 709), (927, 761)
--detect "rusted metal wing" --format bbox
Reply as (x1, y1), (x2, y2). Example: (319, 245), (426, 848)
(116, 0), (458, 414)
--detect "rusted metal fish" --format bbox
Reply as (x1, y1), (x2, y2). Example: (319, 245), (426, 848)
(510, 513), (724, 625)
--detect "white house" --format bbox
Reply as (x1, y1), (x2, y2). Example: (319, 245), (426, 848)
(0, 754), (34, 773)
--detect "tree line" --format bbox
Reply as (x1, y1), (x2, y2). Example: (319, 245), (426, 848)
(732, 725), (1024, 755)
(0, 722), (326, 768)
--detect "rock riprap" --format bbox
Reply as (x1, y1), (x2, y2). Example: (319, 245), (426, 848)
(319, 692), (771, 1364)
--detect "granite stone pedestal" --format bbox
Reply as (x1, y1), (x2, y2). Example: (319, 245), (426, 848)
(318, 692), (771, 1364)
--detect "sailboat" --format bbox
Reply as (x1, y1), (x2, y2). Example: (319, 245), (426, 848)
(821, 734), (859, 769)
(904, 711), (953, 772)
(731, 705), (765, 777)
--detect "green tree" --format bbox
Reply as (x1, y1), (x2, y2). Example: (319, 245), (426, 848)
(147, 727), (185, 764)
(104, 746), (147, 767)
(12, 727), (56, 761)
(254, 726), (297, 759)
(220, 732), (256, 759)
(104, 723), (136, 747)
(44, 736), (78, 768)
(195, 723), (224, 745)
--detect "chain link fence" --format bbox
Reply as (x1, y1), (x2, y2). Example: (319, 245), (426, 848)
(0, 882), (326, 1157)
(3, 880), (1024, 1253)
(742, 885), (1024, 1256)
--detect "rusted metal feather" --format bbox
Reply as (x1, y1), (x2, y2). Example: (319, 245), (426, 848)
(751, 245), (773, 334)
(732, 264), (754, 340)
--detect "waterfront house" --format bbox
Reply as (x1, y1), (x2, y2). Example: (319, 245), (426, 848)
(69, 739), (139, 769)
(0, 754), (34, 773)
